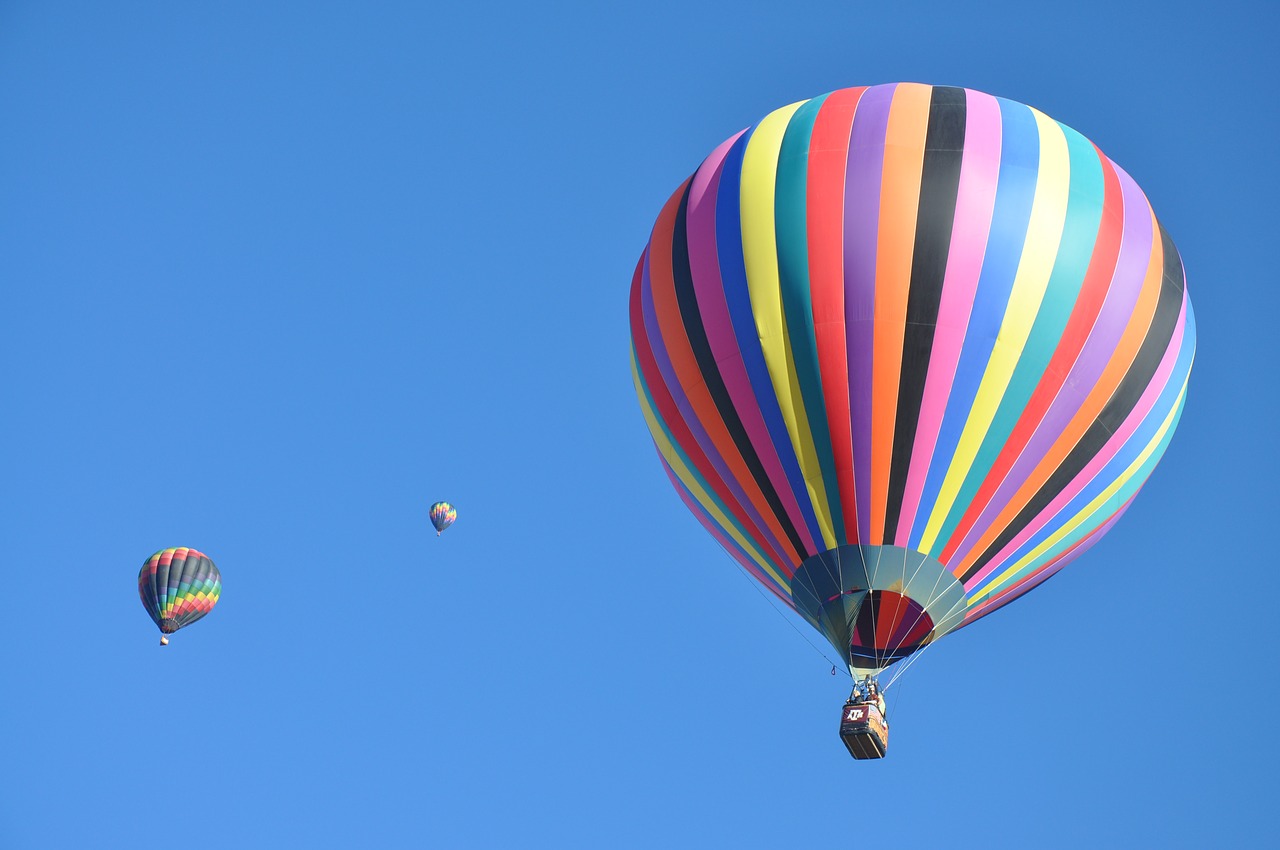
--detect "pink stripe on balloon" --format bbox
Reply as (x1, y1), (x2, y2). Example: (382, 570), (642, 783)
(894, 89), (1003, 545)
(962, 493), (1133, 624)
(947, 159), (1154, 564)
(640, 247), (792, 570)
(685, 131), (820, 558)
(964, 293), (1187, 589)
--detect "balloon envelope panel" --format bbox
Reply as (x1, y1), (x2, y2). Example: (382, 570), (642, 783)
(137, 547), (221, 634)
(429, 501), (457, 534)
(630, 82), (1194, 671)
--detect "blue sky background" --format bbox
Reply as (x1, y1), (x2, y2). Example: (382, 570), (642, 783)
(2, 1), (1276, 847)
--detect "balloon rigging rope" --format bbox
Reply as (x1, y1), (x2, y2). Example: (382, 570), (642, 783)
(715, 543), (850, 677)
(884, 601), (967, 692)
(708, 538), (962, 695)
(856, 546), (875, 671)
(881, 552), (955, 684)
(835, 545), (853, 674)
(880, 550), (931, 674)
(705, 539), (967, 691)
(884, 634), (934, 691)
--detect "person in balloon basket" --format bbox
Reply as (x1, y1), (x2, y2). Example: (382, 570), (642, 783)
(849, 675), (885, 719)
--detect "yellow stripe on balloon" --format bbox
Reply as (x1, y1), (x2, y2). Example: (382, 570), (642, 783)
(974, 380), (1187, 602)
(739, 99), (838, 551)
(631, 355), (786, 587)
(919, 109), (1071, 554)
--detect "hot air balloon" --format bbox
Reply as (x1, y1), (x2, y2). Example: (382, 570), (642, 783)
(137, 547), (221, 646)
(429, 501), (457, 536)
(629, 82), (1195, 758)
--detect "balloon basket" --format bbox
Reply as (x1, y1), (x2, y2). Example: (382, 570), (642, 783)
(839, 701), (888, 760)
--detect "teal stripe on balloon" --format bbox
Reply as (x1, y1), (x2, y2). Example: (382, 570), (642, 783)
(968, 384), (1186, 605)
(974, 304), (1194, 596)
(933, 123), (1105, 551)
(774, 94), (847, 543)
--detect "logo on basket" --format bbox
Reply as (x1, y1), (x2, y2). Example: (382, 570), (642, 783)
(844, 706), (865, 722)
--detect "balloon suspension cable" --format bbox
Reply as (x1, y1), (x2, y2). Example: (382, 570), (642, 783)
(714, 544), (849, 677)
(878, 550), (970, 694)
(883, 633), (931, 692)
(881, 602), (966, 693)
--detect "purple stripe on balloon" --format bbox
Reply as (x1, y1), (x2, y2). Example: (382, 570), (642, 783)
(640, 249), (791, 568)
(962, 493), (1133, 622)
(947, 159), (1155, 565)
(844, 83), (895, 543)
(886, 601), (927, 649)
(965, 293), (1187, 588)
(686, 131), (820, 557)
(895, 89), (1003, 545)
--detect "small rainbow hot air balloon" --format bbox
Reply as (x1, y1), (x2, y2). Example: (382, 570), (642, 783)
(429, 501), (457, 536)
(137, 547), (221, 645)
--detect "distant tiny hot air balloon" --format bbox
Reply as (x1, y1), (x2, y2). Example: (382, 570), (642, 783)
(138, 547), (221, 646)
(429, 501), (457, 536)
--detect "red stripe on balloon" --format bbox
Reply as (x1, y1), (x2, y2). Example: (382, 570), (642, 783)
(940, 146), (1124, 564)
(807, 87), (866, 543)
(647, 181), (801, 568)
(631, 253), (792, 570)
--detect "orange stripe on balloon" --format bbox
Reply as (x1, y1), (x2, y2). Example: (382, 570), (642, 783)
(951, 213), (1164, 577)
(873, 591), (911, 649)
(870, 83), (931, 542)
(632, 253), (790, 570)
(647, 179), (802, 568)
(960, 494), (1132, 625)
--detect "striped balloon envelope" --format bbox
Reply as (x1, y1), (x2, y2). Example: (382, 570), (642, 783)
(429, 501), (457, 536)
(138, 547), (221, 645)
(629, 82), (1195, 677)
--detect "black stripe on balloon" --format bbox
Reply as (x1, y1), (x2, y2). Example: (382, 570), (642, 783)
(883, 86), (967, 542)
(153, 555), (170, 621)
(145, 558), (161, 621)
(172, 555), (193, 626)
(961, 223), (1185, 582)
(669, 182), (809, 560)
(177, 557), (214, 628)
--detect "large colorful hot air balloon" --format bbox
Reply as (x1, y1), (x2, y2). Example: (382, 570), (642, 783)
(629, 83), (1194, 755)
(429, 501), (457, 536)
(137, 547), (221, 645)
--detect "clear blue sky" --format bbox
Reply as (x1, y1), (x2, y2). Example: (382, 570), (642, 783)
(2, 2), (1275, 847)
